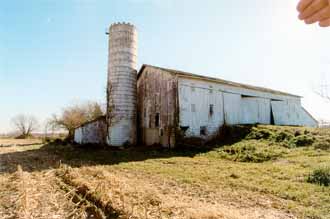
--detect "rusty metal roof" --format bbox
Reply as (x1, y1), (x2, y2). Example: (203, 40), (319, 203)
(138, 64), (301, 98)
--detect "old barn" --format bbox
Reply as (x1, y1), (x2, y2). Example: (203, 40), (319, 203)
(137, 65), (318, 147)
(74, 22), (318, 147)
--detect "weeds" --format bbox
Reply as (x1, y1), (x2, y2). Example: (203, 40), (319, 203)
(213, 140), (285, 163)
(290, 135), (315, 147)
(307, 166), (330, 187)
(313, 136), (330, 151)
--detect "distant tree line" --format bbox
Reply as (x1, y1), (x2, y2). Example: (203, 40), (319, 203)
(10, 101), (104, 140)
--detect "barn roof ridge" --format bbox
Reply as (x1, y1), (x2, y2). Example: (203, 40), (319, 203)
(138, 64), (301, 98)
(74, 115), (106, 129)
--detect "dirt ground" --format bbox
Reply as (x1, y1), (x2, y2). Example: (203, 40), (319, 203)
(0, 138), (42, 147)
(0, 142), (299, 219)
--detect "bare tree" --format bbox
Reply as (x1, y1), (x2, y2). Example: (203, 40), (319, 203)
(11, 114), (39, 138)
(44, 118), (60, 140)
(51, 101), (104, 141)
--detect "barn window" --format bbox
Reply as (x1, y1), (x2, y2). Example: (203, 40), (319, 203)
(209, 104), (214, 116)
(180, 126), (189, 132)
(149, 115), (152, 128)
(209, 86), (213, 94)
(155, 113), (160, 127)
(191, 104), (196, 112)
(200, 126), (207, 136)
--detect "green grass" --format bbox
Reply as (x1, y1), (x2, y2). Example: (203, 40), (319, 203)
(113, 147), (330, 218)
(111, 125), (330, 218)
(3, 125), (330, 218)
(307, 166), (330, 187)
(208, 140), (287, 162)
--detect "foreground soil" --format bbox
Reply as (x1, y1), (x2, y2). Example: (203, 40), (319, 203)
(0, 125), (329, 218)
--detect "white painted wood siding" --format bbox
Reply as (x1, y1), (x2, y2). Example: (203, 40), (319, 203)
(179, 83), (224, 137)
(178, 77), (316, 138)
(223, 93), (241, 125)
(74, 128), (83, 144)
(271, 101), (318, 127)
(179, 77), (301, 103)
(74, 119), (107, 144)
(240, 97), (271, 124)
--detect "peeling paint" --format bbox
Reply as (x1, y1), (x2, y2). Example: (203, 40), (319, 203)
(137, 65), (318, 146)
(137, 68), (177, 147)
(74, 118), (107, 144)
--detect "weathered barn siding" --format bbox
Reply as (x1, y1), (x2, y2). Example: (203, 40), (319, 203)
(179, 83), (224, 137)
(137, 66), (177, 147)
(225, 94), (272, 125)
(178, 77), (301, 103)
(137, 65), (318, 146)
(74, 128), (83, 144)
(177, 76), (314, 138)
(223, 93), (241, 125)
(74, 117), (107, 144)
(271, 101), (318, 127)
(240, 97), (271, 124)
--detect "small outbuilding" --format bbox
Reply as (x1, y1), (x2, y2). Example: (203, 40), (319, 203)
(74, 116), (107, 145)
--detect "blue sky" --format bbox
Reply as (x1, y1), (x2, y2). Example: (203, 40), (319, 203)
(1, 0), (330, 133)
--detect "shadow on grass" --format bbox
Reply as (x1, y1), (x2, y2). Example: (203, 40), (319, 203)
(0, 143), (203, 174)
(0, 125), (255, 174)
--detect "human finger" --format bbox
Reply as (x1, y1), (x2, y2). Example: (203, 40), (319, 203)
(299, 0), (328, 20)
(319, 17), (330, 26)
(297, 0), (314, 12)
(304, 6), (330, 24)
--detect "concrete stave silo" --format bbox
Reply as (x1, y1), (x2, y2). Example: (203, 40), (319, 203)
(107, 22), (137, 146)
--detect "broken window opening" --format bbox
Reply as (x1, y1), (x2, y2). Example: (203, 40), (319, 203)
(180, 126), (189, 133)
(149, 115), (152, 128)
(200, 126), (207, 136)
(209, 104), (214, 116)
(155, 113), (160, 128)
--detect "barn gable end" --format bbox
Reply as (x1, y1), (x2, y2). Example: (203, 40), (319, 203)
(137, 65), (178, 147)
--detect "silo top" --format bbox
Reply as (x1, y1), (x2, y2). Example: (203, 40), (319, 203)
(109, 22), (136, 33)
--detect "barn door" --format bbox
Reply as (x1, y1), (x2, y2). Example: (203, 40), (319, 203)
(223, 93), (241, 125)
(271, 101), (317, 127)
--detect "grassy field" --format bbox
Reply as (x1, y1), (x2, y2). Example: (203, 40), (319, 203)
(0, 138), (43, 147)
(1, 125), (330, 218)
